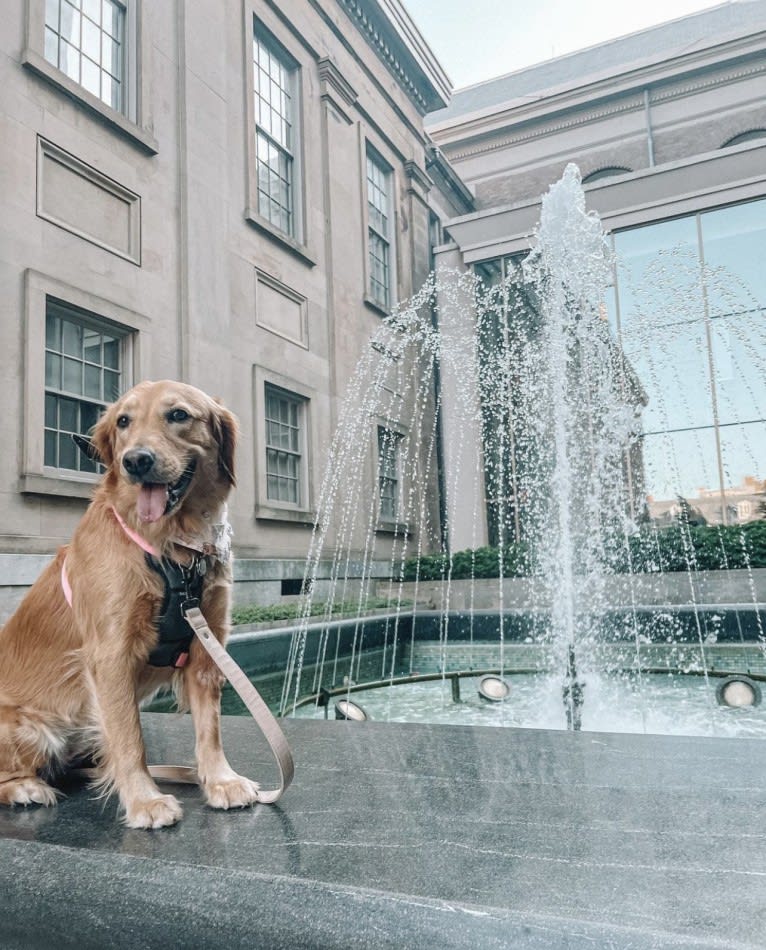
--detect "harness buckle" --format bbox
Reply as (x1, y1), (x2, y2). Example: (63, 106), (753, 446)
(181, 597), (200, 618)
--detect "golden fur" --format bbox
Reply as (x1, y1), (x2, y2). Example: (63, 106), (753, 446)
(0, 380), (258, 828)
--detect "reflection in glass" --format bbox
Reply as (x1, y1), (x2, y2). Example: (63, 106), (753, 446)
(612, 196), (766, 524)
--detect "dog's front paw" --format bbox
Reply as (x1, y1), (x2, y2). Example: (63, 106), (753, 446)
(203, 774), (260, 810)
(124, 793), (183, 829)
(0, 777), (58, 807)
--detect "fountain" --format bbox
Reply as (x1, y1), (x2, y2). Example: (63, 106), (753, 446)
(5, 169), (766, 950)
(273, 164), (765, 735)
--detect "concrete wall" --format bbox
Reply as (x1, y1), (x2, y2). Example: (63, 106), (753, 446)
(401, 569), (766, 611)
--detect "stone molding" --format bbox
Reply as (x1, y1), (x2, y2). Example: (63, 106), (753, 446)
(439, 58), (766, 163)
(337, 0), (443, 114)
(318, 57), (358, 124)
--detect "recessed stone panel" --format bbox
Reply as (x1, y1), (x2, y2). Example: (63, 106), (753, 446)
(255, 271), (308, 346)
(37, 138), (140, 264)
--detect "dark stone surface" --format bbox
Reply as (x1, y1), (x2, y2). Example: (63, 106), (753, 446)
(1, 715), (765, 949)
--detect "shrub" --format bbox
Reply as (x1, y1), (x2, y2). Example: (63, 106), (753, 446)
(401, 521), (766, 581)
(231, 597), (411, 626)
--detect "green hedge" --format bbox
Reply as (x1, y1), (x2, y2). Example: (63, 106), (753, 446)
(402, 520), (766, 581)
(231, 597), (411, 626)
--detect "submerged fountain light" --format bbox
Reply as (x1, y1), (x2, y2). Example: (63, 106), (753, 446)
(716, 676), (762, 708)
(335, 699), (369, 721)
(477, 675), (511, 702)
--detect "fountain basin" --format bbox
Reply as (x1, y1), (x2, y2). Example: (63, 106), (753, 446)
(2, 714), (765, 949)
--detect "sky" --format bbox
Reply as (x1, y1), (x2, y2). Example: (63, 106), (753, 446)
(403, 0), (728, 89)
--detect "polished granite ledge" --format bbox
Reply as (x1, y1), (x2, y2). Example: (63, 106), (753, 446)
(1, 714), (765, 949)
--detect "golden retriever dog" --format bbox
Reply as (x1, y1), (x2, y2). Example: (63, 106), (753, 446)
(0, 380), (259, 828)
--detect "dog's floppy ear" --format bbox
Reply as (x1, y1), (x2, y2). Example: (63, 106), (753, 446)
(72, 434), (103, 464)
(90, 405), (116, 469)
(211, 401), (238, 486)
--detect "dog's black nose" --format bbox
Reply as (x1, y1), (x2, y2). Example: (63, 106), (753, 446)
(122, 449), (156, 479)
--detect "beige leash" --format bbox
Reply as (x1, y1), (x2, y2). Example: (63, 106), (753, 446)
(171, 606), (294, 804)
(76, 607), (294, 805)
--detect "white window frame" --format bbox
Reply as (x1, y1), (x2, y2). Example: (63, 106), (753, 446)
(44, 298), (128, 475)
(22, 270), (150, 497)
(264, 384), (305, 507)
(253, 29), (297, 238)
(377, 424), (403, 524)
(22, 0), (156, 153)
(244, 14), (313, 264)
(253, 366), (315, 524)
(364, 143), (396, 313)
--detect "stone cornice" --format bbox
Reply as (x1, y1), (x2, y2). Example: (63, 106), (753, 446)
(337, 0), (450, 114)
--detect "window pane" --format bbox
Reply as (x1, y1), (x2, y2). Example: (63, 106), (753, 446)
(58, 432), (77, 470)
(710, 314), (766, 427)
(82, 0), (100, 23)
(59, 396), (78, 432)
(641, 428), (720, 523)
(104, 369), (120, 401)
(44, 26), (59, 64)
(719, 421), (766, 507)
(103, 336), (119, 368)
(82, 16), (100, 59)
(45, 352), (61, 388)
(63, 357), (81, 394)
(60, 2), (80, 43)
(101, 73), (119, 109)
(84, 363), (101, 398)
(46, 0), (125, 113)
(613, 217), (699, 337)
(45, 393), (58, 428)
(62, 320), (83, 357)
(102, 0), (121, 38)
(83, 328), (101, 363)
(631, 318), (713, 433)
(44, 429), (57, 467)
(701, 198), (766, 314)
(81, 401), (100, 434)
(81, 55), (100, 96)
(45, 312), (60, 350)
(60, 41), (80, 82)
(45, 0), (59, 28)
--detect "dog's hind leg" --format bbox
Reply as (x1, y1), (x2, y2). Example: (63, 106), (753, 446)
(0, 705), (60, 807)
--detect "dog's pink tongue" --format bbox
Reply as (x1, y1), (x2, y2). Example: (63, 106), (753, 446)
(137, 484), (168, 523)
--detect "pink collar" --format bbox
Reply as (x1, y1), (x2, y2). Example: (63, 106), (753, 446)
(110, 506), (160, 556)
(61, 508), (159, 609)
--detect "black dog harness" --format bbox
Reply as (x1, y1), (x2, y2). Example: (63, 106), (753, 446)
(145, 553), (209, 668)
(61, 506), (226, 670)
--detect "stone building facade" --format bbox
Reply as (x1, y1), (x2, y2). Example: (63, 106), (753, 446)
(0, 0), (453, 615)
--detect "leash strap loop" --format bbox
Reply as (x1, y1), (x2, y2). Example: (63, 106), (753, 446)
(181, 607), (295, 804)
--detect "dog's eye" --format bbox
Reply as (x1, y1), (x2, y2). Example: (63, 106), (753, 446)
(116, 415), (130, 429)
(167, 408), (190, 423)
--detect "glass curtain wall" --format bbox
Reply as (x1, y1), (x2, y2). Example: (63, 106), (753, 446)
(475, 196), (766, 536)
(609, 198), (766, 526)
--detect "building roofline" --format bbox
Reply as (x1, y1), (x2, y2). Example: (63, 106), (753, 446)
(338, 0), (452, 114)
(426, 1), (766, 128)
